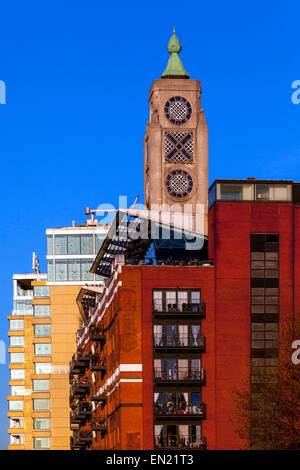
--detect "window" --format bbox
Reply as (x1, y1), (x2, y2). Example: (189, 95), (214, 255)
(35, 363), (51, 374)
(153, 290), (201, 312)
(34, 305), (50, 317)
(95, 234), (106, 253)
(68, 235), (80, 255)
(55, 260), (68, 281)
(34, 437), (51, 449)
(251, 358), (278, 383)
(251, 323), (279, 349)
(33, 399), (50, 410)
(10, 434), (24, 445)
(54, 235), (67, 254)
(11, 386), (25, 396)
(9, 336), (24, 347)
(81, 259), (93, 281)
(47, 260), (53, 282)
(80, 234), (93, 254)
(33, 418), (50, 430)
(8, 400), (23, 411)
(33, 286), (50, 297)
(32, 379), (50, 392)
(9, 418), (24, 429)
(68, 260), (81, 281)
(13, 299), (33, 315)
(9, 319), (24, 330)
(220, 183), (243, 200)
(10, 353), (24, 364)
(34, 344), (51, 355)
(10, 369), (25, 380)
(34, 324), (51, 337)
(46, 235), (53, 255)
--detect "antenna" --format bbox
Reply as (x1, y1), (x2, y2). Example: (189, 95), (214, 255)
(32, 252), (40, 274)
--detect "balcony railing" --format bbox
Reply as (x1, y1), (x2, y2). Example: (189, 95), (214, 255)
(153, 334), (206, 351)
(154, 368), (206, 385)
(154, 436), (207, 450)
(70, 431), (92, 449)
(154, 402), (206, 419)
(89, 325), (106, 343)
(153, 302), (206, 318)
(89, 355), (106, 374)
(69, 352), (91, 374)
(70, 377), (91, 396)
(91, 418), (107, 433)
(70, 402), (92, 422)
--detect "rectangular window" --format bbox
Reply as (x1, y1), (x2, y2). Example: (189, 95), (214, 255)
(9, 418), (24, 429)
(9, 319), (24, 330)
(80, 235), (93, 254)
(34, 305), (50, 317)
(68, 259), (81, 281)
(11, 386), (25, 396)
(220, 183), (243, 201)
(10, 353), (24, 364)
(46, 235), (53, 255)
(34, 437), (51, 449)
(35, 363), (51, 374)
(95, 234), (106, 253)
(33, 399), (50, 410)
(10, 434), (24, 445)
(68, 235), (80, 255)
(34, 344), (51, 355)
(10, 369), (25, 380)
(8, 400), (23, 411)
(34, 324), (51, 337)
(33, 286), (50, 297)
(251, 323), (279, 349)
(13, 299), (33, 315)
(33, 418), (50, 430)
(32, 379), (50, 392)
(9, 336), (24, 347)
(55, 260), (68, 281)
(47, 260), (53, 282)
(81, 259), (94, 281)
(54, 235), (67, 254)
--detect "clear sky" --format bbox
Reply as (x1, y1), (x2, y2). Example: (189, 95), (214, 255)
(0, 0), (299, 449)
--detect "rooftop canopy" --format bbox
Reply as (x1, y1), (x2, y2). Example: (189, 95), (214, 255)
(90, 210), (208, 278)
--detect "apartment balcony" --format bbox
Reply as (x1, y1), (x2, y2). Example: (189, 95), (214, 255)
(153, 302), (206, 319)
(70, 377), (91, 397)
(70, 431), (92, 450)
(153, 334), (206, 353)
(90, 393), (107, 407)
(89, 325), (106, 343)
(91, 418), (107, 434)
(154, 403), (206, 420)
(89, 355), (106, 376)
(155, 436), (207, 450)
(69, 352), (91, 375)
(70, 402), (92, 423)
(154, 368), (206, 386)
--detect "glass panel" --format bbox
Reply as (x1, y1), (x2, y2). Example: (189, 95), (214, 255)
(54, 235), (67, 254)
(10, 336), (24, 346)
(68, 260), (81, 281)
(256, 184), (270, 200)
(80, 235), (93, 254)
(55, 261), (68, 281)
(68, 235), (80, 255)
(81, 260), (93, 281)
(220, 184), (243, 200)
(34, 437), (51, 449)
(153, 291), (163, 311)
(11, 386), (25, 396)
(10, 370), (25, 380)
(166, 291), (176, 310)
(47, 260), (53, 282)
(33, 418), (50, 430)
(34, 305), (50, 317)
(33, 399), (50, 410)
(9, 319), (24, 330)
(34, 325), (51, 336)
(46, 235), (53, 255)
(8, 401), (23, 411)
(33, 286), (50, 297)
(95, 234), (106, 253)
(34, 344), (51, 355)
(10, 434), (24, 445)
(10, 353), (24, 363)
(13, 300), (33, 315)
(33, 380), (50, 392)
(34, 363), (51, 374)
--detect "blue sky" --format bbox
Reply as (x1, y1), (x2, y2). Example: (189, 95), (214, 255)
(0, 0), (299, 449)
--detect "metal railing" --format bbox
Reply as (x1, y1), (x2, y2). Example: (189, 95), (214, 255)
(153, 334), (206, 349)
(154, 436), (207, 449)
(153, 302), (206, 315)
(154, 368), (206, 383)
(154, 402), (206, 417)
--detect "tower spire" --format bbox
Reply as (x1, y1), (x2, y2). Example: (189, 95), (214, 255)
(161, 28), (189, 79)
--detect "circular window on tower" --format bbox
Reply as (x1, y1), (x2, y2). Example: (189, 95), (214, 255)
(166, 170), (193, 198)
(164, 96), (192, 125)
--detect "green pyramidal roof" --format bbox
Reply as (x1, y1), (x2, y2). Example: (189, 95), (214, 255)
(161, 27), (189, 79)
